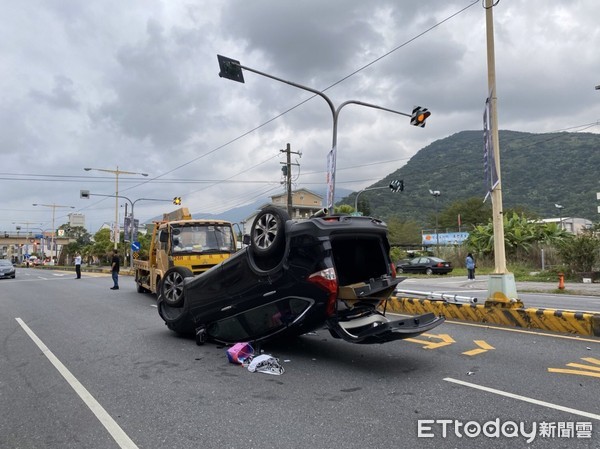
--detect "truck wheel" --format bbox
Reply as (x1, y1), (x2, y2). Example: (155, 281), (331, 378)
(250, 206), (289, 257)
(160, 267), (193, 308)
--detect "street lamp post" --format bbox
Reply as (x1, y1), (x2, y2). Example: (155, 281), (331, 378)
(32, 203), (75, 263)
(429, 190), (441, 252)
(84, 167), (148, 250)
(555, 204), (564, 230)
(217, 55), (427, 213)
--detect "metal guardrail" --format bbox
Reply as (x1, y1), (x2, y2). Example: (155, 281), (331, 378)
(394, 288), (478, 304)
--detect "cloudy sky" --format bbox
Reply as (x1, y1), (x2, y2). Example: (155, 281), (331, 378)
(2, 0), (599, 235)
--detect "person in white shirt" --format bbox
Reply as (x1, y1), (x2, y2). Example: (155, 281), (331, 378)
(74, 253), (82, 279)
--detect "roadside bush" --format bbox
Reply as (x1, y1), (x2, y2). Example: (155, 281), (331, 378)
(556, 230), (600, 275)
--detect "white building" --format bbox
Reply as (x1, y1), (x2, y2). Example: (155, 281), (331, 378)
(539, 217), (592, 235)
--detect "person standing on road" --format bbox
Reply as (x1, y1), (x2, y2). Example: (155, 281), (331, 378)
(74, 252), (82, 279)
(110, 249), (120, 290)
(466, 253), (476, 280)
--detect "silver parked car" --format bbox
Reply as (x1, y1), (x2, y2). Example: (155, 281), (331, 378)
(0, 259), (16, 279)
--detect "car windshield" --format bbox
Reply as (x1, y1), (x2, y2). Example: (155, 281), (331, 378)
(0, 260), (12, 266)
(172, 224), (235, 254)
(429, 257), (445, 263)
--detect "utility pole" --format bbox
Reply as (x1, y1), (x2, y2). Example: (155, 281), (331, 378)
(484, 0), (520, 304)
(280, 143), (301, 217)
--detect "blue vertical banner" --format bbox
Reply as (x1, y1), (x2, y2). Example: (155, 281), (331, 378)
(483, 94), (498, 202)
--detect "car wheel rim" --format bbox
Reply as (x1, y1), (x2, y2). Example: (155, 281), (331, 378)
(164, 272), (184, 304)
(254, 212), (279, 250)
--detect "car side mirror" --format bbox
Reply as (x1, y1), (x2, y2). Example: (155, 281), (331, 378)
(159, 231), (169, 243)
(242, 234), (251, 246)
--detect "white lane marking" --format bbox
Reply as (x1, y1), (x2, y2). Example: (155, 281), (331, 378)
(444, 377), (600, 421)
(15, 318), (140, 449)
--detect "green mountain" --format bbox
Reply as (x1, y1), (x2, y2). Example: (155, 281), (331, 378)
(340, 130), (600, 226)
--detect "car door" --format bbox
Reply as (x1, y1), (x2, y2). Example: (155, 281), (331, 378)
(410, 257), (427, 273)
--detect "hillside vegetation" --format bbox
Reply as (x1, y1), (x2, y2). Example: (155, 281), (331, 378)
(339, 130), (600, 227)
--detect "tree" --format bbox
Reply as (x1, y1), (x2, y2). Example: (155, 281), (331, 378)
(91, 228), (115, 263)
(356, 198), (371, 217)
(556, 230), (600, 274)
(387, 217), (421, 246)
(436, 197), (492, 230)
(465, 212), (569, 258)
(136, 231), (152, 259)
(334, 204), (354, 215)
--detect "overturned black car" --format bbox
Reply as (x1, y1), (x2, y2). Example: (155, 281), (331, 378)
(157, 207), (444, 345)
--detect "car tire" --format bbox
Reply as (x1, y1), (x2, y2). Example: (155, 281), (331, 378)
(136, 282), (147, 293)
(425, 268), (433, 275)
(250, 206), (289, 258)
(159, 267), (194, 308)
(396, 267), (404, 274)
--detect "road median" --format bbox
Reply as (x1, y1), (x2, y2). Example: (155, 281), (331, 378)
(388, 296), (600, 338)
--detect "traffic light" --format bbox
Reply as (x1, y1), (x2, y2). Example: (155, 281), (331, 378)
(389, 180), (404, 192)
(173, 197), (182, 205)
(410, 106), (431, 127)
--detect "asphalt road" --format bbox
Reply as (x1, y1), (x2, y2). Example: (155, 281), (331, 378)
(1, 268), (599, 448)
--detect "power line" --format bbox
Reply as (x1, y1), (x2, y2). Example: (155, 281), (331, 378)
(113, 1), (482, 197)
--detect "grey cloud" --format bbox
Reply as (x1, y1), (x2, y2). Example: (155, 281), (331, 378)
(29, 75), (80, 110)
(90, 19), (216, 148)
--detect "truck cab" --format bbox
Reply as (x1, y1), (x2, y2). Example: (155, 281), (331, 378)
(134, 208), (237, 295)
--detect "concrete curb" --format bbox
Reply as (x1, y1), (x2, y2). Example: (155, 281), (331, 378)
(27, 266), (134, 276)
(388, 296), (600, 337)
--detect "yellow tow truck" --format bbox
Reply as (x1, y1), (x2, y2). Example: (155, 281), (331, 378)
(133, 207), (237, 295)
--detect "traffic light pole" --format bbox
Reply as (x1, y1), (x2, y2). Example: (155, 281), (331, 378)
(354, 180), (403, 215)
(217, 55), (421, 214)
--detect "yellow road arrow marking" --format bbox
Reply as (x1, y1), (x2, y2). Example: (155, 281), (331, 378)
(405, 333), (455, 349)
(548, 358), (600, 379)
(462, 340), (495, 356)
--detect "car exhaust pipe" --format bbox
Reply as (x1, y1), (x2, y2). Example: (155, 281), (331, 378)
(311, 208), (328, 218)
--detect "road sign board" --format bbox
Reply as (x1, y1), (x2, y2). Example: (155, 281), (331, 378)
(131, 241), (141, 252)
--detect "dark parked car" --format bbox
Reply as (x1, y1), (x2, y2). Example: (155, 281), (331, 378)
(157, 207), (443, 345)
(396, 257), (453, 275)
(0, 259), (16, 279)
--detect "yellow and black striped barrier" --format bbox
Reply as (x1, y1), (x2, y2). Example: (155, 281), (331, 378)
(387, 296), (600, 337)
